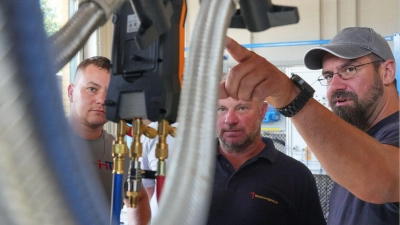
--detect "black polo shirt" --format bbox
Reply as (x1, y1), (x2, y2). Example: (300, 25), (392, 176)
(207, 137), (326, 225)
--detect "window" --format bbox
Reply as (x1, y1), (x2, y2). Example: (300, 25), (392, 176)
(40, 0), (77, 116)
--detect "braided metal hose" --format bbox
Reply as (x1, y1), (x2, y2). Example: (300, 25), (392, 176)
(50, 0), (125, 71)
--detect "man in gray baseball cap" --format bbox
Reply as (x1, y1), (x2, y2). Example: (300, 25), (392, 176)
(304, 27), (395, 69)
(302, 27), (399, 225)
(221, 27), (398, 225)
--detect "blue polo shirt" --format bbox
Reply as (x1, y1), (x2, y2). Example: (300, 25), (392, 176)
(207, 137), (326, 225)
(327, 111), (400, 225)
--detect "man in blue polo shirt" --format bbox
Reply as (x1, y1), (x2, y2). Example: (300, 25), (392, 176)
(207, 95), (326, 224)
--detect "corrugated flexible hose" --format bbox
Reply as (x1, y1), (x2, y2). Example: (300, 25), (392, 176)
(153, 0), (236, 224)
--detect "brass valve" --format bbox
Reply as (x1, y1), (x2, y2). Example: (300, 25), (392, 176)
(127, 118), (157, 208)
(126, 189), (140, 208)
(112, 120), (129, 174)
(156, 119), (176, 176)
(130, 118), (157, 160)
(126, 160), (142, 208)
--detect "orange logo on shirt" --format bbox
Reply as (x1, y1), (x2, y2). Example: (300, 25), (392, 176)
(250, 192), (278, 204)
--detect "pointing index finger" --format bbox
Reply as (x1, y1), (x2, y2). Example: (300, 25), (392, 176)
(226, 36), (252, 63)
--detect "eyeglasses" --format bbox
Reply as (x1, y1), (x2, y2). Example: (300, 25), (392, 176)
(317, 60), (382, 86)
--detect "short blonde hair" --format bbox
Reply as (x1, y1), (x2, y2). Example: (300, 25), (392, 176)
(74, 56), (111, 83)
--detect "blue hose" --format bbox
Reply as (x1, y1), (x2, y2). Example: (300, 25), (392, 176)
(0, 0), (109, 224)
(111, 174), (124, 225)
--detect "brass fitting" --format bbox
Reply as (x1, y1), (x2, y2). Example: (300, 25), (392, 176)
(126, 190), (140, 208)
(130, 118), (157, 159)
(112, 120), (129, 174)
(157, 160), (167, 177)
(127, 118), (157, 208)
(143, 124), (157, 139)
(155, 119), (176, 176)
(126, 177), (141, 208)
(126, 160), (142, 208)
(130, 118), (144, 160)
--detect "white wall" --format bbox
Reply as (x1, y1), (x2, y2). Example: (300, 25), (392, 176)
(184, 0), (399, 67)
(94, 0), (398, 69)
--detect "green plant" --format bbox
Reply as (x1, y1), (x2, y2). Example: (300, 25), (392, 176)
(40, 0), (60, 36)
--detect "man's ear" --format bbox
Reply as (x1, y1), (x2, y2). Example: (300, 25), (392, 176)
(67, 84), (74, 102)
(261, 101), (269, 118)
(382, 59), (396, 86)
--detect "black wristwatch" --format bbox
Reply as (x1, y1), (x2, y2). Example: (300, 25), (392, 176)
(277, 74), (315, 117)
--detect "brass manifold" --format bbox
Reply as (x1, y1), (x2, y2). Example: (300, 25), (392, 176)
(126, 118), (157, 208)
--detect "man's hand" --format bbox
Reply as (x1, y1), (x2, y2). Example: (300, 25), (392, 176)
(221, 36), (298, 108)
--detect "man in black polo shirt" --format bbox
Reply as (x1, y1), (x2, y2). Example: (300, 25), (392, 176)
(128, 95), (325, 225)
(207, 96), (326, 225)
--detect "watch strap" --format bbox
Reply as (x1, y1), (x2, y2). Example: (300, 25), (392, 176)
(277, 88), (313, 117)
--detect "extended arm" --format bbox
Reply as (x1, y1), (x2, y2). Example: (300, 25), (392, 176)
(222, 36), (399, 203)
(292, 99), (399, 203)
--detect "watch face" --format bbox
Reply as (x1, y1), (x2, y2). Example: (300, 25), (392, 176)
(292, 74), (315, 94)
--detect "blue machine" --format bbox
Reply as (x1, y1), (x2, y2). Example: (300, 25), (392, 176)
(263, 106), (281, 123)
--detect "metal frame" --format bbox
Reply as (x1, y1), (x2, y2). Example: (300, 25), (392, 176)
(240, 36), (394, 48)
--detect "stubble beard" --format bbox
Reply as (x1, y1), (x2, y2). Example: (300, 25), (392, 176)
(85, 115), (107, 130)
(88, 120), (106, 130)
(218, 125), (261, 153)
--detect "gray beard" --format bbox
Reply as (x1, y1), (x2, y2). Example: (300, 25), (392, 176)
(218, 127), (260, 153)
(329, 73), (383, 131)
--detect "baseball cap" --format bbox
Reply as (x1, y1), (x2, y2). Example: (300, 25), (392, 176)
(304, 27), (394, 70)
